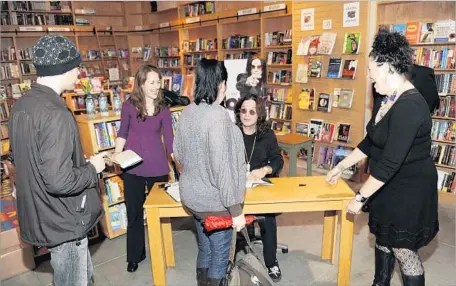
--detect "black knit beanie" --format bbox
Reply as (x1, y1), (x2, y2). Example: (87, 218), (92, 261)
(32, 35), (81, 77)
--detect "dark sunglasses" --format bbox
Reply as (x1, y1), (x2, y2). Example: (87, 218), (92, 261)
(240, 108), (256, 116)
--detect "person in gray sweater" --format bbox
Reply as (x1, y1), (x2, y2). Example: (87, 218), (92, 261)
(173, 59), (247, 286)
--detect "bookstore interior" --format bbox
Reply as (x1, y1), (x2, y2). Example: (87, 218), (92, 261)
(0, 0), (455, 284)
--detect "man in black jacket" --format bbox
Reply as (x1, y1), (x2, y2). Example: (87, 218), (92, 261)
(362, 63), (440, 212)
(8, 35), (106, 286)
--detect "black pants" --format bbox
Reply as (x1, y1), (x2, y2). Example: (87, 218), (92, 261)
(123, 172), (169, 263)
(247, 214), (278, 267)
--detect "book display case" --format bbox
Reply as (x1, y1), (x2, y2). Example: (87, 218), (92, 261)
(291, 1), (371, 180)
(375, 1), (455, 198)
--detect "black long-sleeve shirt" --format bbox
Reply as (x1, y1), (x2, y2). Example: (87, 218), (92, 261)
(243, 129), (284, 177)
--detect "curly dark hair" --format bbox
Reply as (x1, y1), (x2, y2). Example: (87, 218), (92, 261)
(369, 30), (413, 75)
(234, 94), (271, 138)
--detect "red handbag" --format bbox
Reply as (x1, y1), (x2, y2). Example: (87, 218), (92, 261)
(203, 215), (257, 232)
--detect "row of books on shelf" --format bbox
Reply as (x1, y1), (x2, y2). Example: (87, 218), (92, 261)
(434, 94), (455, 118)
(105, 177), (124, 205)
(1, 47), (16, 62)
(221, 35), (261, 50)
(431, 120), (455, 143)
(268, 87), (291, 103)
(0, 64), (20, 80)
(266, 50), (292, 65)
(0, 101), (11, 121)
(159, 58), (180, 68)
(9, 13), (73, 26)
(94, 121), (121, 150)
(182, 39), (217, 53)
(297, 120), (351, 144)
(1, 47), (34, 61)
(19, 62), (36, 75)
(299, 88), (354, 111)
(184, 54), (216, 66)
(300, 57), (358, 79)
(435, 74), (455, 95)
(5, 1), (72, 12)
(297, 32), (361, 56)
(413, 46), (455, 70)
(264, 30), (292, 47)
(109, 203), (127, 231)
(226, 52), (258, 60)
(380, 20), (456, 44)
(437, 170), (455, 193)
(132, 46), (153, 62)
(269, 102), (292, 121)
(316, 146), (357, 177)
(431, 144), (455, 168)
(154, 47), (179, 58)
(183, 1), (215, 17)
(267, 70), (292, 85)
(0, 123), (8, 139)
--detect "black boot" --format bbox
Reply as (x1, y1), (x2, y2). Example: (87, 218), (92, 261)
(401, 274), (425, 286)
(196, 268), (209, 286)
(372, 246), (396, 286)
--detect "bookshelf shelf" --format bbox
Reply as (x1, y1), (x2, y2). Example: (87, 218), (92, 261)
(410, 42), (455, 47)
(432, 139), (455, 145)
(108, 199), (125, 207)
(265, 45), (293, 49)
(436, 164), (456, 170)
(432, 116), (456, 121)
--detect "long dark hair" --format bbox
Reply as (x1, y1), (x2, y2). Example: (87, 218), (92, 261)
(246, 56), (266, 83)
(235, 94), (270, 138)
(130, 65), (165, 121)
(194, 58), (228, 105)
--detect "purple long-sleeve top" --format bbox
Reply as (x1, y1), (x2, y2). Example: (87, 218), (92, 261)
(117, 100), (174, 177)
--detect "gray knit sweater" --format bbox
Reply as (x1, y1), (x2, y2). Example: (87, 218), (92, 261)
(173, 102), (246, 217)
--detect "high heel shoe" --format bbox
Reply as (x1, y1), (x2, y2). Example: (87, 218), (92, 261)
(127, 262), (138, 272)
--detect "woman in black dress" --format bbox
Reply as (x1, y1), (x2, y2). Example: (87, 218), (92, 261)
(234, 94), (284, 282)
(326, 30), (438, 286)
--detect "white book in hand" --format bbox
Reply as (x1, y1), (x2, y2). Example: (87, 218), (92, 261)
(114, 150), (143, 169)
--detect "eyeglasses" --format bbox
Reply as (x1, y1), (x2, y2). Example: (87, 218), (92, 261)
(240, 108), (256, 116)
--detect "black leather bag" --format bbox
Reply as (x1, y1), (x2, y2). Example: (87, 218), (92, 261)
(163, 89), (190, 107)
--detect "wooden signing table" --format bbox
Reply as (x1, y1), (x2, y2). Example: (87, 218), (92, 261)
(144, 176), (355, 286)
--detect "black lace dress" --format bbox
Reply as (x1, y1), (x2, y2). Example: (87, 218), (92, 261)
(358, 89), (439, 250)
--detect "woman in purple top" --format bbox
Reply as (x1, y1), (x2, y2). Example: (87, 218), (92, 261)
(112, 65), (174, 273)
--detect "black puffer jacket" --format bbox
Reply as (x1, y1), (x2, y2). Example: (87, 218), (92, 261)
(8, 83), (103, 247)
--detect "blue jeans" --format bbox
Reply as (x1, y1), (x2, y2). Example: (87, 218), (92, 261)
(194, 216), (232, 279)
(48, 237), (93, 286)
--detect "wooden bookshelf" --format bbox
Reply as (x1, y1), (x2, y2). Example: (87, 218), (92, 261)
(291, 1), (372, 180)
(375, 1), (456, 194)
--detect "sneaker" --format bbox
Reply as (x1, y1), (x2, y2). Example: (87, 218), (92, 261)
(268, 264), (282, 282)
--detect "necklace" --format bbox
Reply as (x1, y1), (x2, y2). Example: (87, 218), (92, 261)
(244, 131), (257, 173)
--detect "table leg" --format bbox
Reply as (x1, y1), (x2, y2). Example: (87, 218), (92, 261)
(161, 218), (175, 267)
(321, 210), (338, 264)
(337, 201), (355, 286)
(305, 142), (312, 176)
(146, 208), (167, 286)
(288, 148), (297, 177)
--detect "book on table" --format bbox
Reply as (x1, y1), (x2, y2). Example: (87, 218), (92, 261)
(246, 177), (274, 188)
